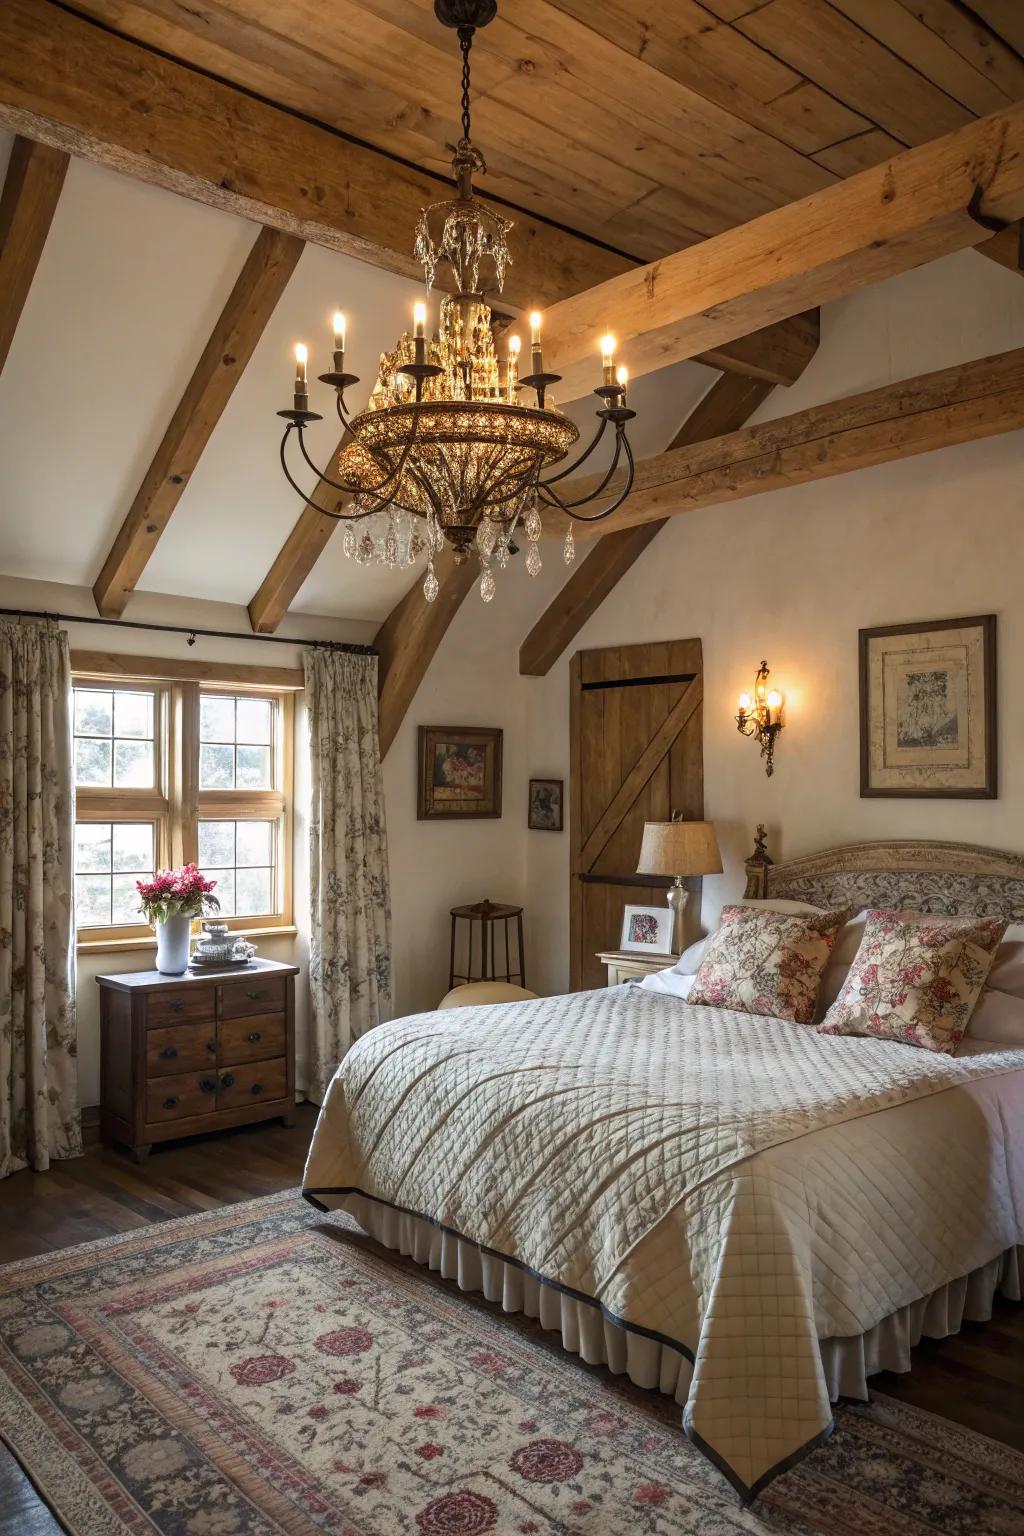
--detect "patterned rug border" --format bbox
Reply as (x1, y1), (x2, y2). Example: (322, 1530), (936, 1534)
(0, 1189), (301, 1289)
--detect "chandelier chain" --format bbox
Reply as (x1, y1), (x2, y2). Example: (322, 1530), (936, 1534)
(459, 26), (473, 146)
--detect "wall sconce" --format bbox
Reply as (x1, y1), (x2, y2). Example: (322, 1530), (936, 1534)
(736, 660), (785, 777)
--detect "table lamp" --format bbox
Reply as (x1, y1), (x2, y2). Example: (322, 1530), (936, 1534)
(636, 819), (722, 954)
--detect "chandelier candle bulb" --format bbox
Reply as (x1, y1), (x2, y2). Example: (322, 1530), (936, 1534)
(507, 333), (521, 403)
(294, 343), (308, 409)
(332, 311), (346, 370)
(413, 301), (427, 366)
(529, 310), (543, 373)
(601, 333), (616, 386)
(616, 364), (629, 400)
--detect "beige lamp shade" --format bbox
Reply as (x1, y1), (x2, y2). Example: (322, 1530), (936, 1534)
(636, 820), (723, 877)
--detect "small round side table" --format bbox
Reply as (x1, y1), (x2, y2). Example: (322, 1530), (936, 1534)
(449, 899), (526, 991)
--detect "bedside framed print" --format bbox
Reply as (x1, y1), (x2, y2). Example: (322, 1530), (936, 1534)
(418, 726), (503, 820)
(859, 615), (996, 798)
(620, 903), (674, 954)
(528, 778), (563, 831)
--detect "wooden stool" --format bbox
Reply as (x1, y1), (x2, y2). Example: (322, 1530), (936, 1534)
(449, 899), (525, 991)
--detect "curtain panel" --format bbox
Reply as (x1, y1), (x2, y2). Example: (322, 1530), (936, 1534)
(0, 619), (81, 1178)
(304, 649), (392, 1102)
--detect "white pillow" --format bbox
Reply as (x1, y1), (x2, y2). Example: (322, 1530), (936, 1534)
(963, 986), (1024, 1048)
(639, 969), (695, 1000)
(670, 937), (708, 975)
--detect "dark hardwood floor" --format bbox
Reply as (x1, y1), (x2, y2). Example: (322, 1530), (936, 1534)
(0, 1108), (1021, 1534)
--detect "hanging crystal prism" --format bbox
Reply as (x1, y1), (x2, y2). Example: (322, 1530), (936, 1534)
(423, 560), (439, 603)
(384, 520), (399, 568)
(476, 517), (497, 558)
(563, 526), (575, 565)
(526, 541), (542, 577)
(479, 566), (496, 602)
(524, 500), (543, 543)
(342, 524), (356, 559)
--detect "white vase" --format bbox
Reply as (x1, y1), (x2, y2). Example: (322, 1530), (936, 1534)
(154, 913), (192, 974)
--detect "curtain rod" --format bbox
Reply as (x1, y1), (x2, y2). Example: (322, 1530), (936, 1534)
(0, 607), (377, 656)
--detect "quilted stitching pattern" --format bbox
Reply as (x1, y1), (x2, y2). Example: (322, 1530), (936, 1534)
(304, 987), (1024, 1495)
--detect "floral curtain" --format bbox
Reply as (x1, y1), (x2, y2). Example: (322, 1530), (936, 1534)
(304, 649), (392, 1102)
(0, 620), (81, 1178)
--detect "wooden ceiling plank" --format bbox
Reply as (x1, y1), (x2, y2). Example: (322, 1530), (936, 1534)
(896, 0), (1024, 102)
(736, 0), (971, 145)
(828, 0), (1012, 114)
(0, 135), (68, 377)
(92, 225), (303, 619)
(545, 0), (873, 156)
(812, 126), (904, 176)
(0, 0), (635, 312)
(540, 101), (1024, 401)
(519, 373), (774, 677)
(375, 549), (479, 760)
(542, 345), (1024, 541)
(965, 2), (1024, 57)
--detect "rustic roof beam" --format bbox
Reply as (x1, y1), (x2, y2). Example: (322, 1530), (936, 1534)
(0, 134), (68, 376)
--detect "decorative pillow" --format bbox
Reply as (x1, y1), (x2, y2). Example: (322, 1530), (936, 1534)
(818, 910), (1006, 1053)
(688, 905), (844, 1025)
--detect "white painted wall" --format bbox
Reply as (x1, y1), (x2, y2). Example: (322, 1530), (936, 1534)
(513, 251), (1024, 995)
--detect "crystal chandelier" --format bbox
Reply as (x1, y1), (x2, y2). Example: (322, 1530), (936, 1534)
(277, 0), (637, 604)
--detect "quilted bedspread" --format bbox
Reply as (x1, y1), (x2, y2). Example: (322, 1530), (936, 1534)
(302, 986), (1024, 1498)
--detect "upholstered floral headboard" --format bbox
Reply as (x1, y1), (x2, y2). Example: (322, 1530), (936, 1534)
(743, 825), (1024, 922)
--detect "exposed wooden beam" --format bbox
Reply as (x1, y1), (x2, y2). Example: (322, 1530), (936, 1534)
(543, 345), (1024, 540)
(71, 651), (303, 689)
(540, 101), (1024, 400)
(248, 446), (350, 634)
(0, 0), (816, 386)
(979, 221), (1024, 276)
(0, 134), (67, 376)
(519, 372), (774, 677)
(375, 549), (478, 759)
(93, 226), (303, 618)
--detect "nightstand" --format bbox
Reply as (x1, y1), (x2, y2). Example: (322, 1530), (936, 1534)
(596, 950), (677, 986)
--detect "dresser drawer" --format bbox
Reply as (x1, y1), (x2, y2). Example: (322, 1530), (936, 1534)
(217, 1058), (287, 1110)
(219, 977), (286, 1019)
(148, 986), (216, 1027)
(146, 1068), (219, 1124)
(146, 1022), (217, 1077)
(219, 1013), (286, 1066)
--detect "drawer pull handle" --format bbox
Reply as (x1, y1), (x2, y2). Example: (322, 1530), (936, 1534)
(220, 1073), (236, 1089)
(251, 1082), (263, 1096)
(200, 1076), (218, 1094)
(206, 1041), (217, 1054)
(169, 1000), (184, 1012)
(247, 1030), (262, 1043)
(162, 1096), (179, 1110)
(245, 989), (263, 1000)
(160, 1046), (178, 1060)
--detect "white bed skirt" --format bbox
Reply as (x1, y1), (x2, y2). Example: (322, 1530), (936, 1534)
(340, 1193), (1022, 1405)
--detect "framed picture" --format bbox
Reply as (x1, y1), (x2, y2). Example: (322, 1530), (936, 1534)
(859, 615), (996, 799)
(620, 903), (673, 954)
(528, 777), (563, 831)
(418, 726), (503, 820)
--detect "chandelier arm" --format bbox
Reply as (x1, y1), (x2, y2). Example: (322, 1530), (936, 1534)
(540, 417), (609, 485)
(280, 426), (422, 521)
(539, 429), (637, 523)
(538, 430), (625, 511)
(296, 396), (430, 507)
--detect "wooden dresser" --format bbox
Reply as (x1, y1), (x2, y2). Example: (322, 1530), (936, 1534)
(97, 958), (299, 1162)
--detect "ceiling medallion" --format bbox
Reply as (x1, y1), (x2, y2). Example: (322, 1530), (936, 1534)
(277, 0), (637, 604)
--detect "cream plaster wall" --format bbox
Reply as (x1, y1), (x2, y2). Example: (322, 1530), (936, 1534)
(515, 251), (1024, 996)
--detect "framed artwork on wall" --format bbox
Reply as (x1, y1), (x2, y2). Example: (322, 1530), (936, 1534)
(619, 903), (674, 954)
(417, 726), (503, 820)
(528, 778), (563, 831)
(859, 615), (996, 799)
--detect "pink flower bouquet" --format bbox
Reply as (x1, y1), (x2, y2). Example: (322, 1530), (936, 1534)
(136, 864), (219, 925)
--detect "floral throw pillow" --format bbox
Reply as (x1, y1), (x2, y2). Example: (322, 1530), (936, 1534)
(688, 905), (844, 1025)
(818, 909), (1007, 1053)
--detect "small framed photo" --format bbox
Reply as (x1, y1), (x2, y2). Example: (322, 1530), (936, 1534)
(528, 777), (563, 831)
(859, 615), (996, 798)
(418, 726), (503, 820)
(620, 903), (673, 954)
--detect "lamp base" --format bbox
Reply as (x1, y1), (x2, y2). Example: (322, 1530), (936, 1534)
(666, 877), (689, 955)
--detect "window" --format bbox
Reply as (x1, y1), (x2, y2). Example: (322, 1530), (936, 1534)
(73, 673), (293, 946)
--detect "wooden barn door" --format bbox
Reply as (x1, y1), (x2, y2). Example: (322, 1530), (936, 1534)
(569, 640), (704, 991)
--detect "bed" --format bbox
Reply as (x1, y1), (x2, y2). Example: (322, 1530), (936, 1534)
(303, 837), (1024, 1503)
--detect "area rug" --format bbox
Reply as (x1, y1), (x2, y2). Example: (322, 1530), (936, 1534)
(1, 1192), (1022, 1536)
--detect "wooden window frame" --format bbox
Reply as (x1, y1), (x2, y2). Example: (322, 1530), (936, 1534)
(72, 660), (297, 953)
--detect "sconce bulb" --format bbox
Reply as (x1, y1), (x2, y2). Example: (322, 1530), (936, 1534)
(615, 364), (629, 388)
(737, 692), (752, 711)
(767, 689), (783, 711)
